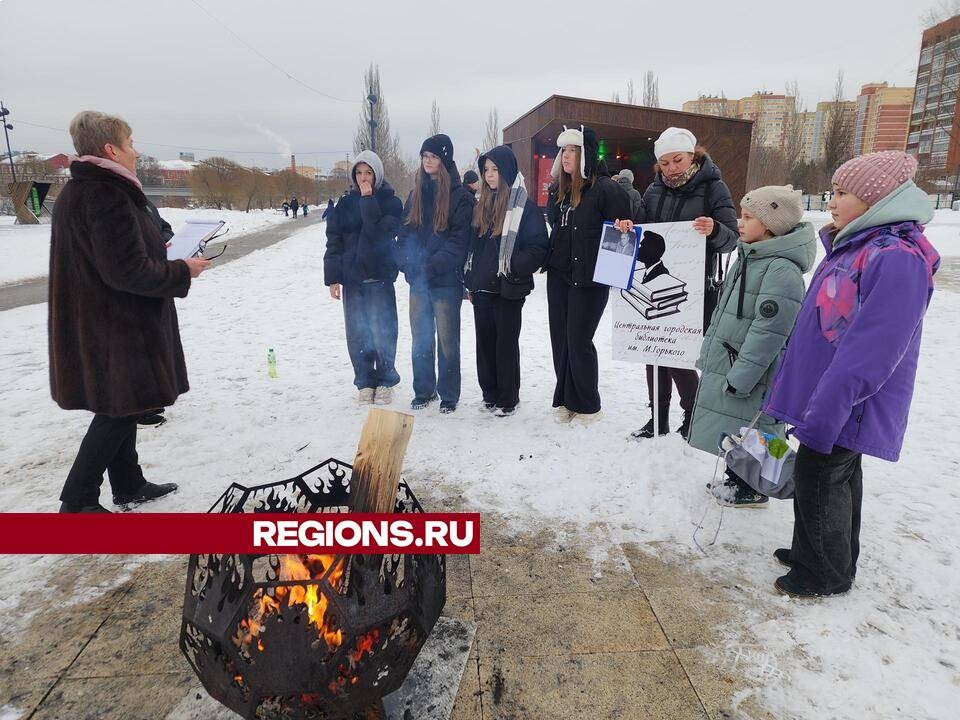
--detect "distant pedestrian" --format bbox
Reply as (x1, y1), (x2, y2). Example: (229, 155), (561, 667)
(302, 201), (309, 217)
(282, 201), (290, 216)
(290, 196), (299, 218)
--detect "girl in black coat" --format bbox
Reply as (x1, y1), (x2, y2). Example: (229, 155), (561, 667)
(464, 145), (549, 416)
(397, 134), (476, 413)
(545, 126), (631, 423)
(627, 127), (739, 440)
(323, 150), (403, 405)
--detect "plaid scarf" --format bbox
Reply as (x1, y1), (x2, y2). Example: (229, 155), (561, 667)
(498, 170), (527, 276)
(661, 162), (700, 189)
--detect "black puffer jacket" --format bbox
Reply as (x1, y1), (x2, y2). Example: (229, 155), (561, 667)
(323, 181), (402, 286)
(638, 154), (739, 327)
(545, 174), (631, 288)
(465, 145), (549, 299)
(397, 162), (475, 288)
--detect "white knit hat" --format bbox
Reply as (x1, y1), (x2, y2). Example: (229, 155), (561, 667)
(654, 127), (697, 160)
(550, 125), (586, 179)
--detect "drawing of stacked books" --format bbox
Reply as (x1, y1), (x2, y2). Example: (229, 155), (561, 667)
(620, 272), (688, 319)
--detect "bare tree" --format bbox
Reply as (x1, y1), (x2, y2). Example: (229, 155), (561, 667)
(353, 63), (414, 199)
(821, 69), (854, 174)
(782, 80), (809, 185)
(642, 71), (660, 108)
(482, 107), (500, 152)
(922, 0), (960, 26)
(189, 157), (243, 209)
(611, 90), (621, 103)
(136, 155), (164, 186)
(626, 79), (636, 105)
(429, 100), (441, 136)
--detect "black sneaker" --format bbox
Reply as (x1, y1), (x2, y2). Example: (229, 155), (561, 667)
(59, 501), (112, 513)
(629, 408), (670, 440)
(775, 572), (850, 598)
(113, 481), (178, 506)
(494, 405), (517, 417)
(774, 548), (792, 568)
(439, 401), (458, 414)
(677, 411), (692, 440)
(410, 393), (439, 410)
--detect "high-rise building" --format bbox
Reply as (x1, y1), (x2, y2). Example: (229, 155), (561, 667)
(854, 83), (914, 155)
(682, 92), (796, 149)
(809, 100), (858, 164)
(795, 111), (817, 163)
(737, 92), (796, 149)
(681, 95), (738, 118)
(906, 15), (960, 178)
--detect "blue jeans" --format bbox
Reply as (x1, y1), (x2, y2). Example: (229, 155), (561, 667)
(409, 283), (462, 403)
(342, 281), (401, 390)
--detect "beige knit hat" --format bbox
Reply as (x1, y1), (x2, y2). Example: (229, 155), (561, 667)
(740, 185), (804, 236)
(831, 151), (918, 205)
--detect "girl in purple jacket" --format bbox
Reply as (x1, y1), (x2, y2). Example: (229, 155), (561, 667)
(763, 151), (940, 598)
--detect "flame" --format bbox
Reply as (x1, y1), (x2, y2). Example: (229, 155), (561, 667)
(328, 628), (382, 695)
(233, 554), (345, 654)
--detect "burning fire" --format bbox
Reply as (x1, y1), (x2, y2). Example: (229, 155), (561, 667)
(233, 554), (345, 654)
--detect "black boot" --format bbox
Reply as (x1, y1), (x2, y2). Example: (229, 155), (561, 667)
(113, 481), (178, 506)
(629, 406), (670, 440)
(59, 501), (112, 513)
(137, 408), (166, 427)
(677, 411), (692, 440)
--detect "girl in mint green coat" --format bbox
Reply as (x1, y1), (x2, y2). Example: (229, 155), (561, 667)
(688, 185), (816, 506)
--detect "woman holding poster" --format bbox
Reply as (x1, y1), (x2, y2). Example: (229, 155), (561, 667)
(628, 127), (739, 440)
(544, 126), (631, 424)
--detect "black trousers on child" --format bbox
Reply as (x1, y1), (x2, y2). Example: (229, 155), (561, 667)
(785, 443), (863, 594)
(472, 292), (525, 409)
(547, 271), (609, 414)
(59, 414), (147, 507)
(645, 365), (700, 413)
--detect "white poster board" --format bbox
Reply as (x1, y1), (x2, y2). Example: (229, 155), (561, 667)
(612, 221), (706, 371)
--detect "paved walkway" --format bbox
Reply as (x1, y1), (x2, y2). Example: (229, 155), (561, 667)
(0, 214), (323, 312)
(0, 505), (777, 719)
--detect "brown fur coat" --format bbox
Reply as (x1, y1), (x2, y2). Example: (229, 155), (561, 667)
(48, 161), (192, 416)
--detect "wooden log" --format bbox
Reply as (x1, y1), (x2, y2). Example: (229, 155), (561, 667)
(348, 408), (414, 513)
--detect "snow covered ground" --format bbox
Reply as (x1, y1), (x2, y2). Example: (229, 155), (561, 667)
(0, 215), (958, 718)
(0, 207), (288, 285)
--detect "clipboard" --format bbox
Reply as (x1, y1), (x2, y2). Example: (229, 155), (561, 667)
(166, 220), (228, 260)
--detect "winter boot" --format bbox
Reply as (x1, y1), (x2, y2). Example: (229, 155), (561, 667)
(113, 481), (178, 506)
(137, 408), (166, 427)
(569, 410), (603, 426)
(373, 386), (393, 405)
(358, 388), (375, 405)
(629, 406), (670, 440)
(439, 400), (458, 414)
(677, 411), (692, 441)
(714, 471), (768, 508)
(775, 572), (850, 599)
(773, 548), (793, 568)
(59, 502), (112, 513)
(494, 405), (517, 418)
(480, 400), (497, 412)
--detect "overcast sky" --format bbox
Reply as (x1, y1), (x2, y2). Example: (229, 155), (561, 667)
(0, 0), (939, 172)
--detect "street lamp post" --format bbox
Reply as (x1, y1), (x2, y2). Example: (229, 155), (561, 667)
(367, 92), (378, 154)
(0, 101), (16, 184)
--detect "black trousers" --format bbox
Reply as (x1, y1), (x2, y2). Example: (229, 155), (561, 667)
(60, 414), (146, 507)
(645, 365), (700, 412)
(786, 444), (863, 594)
(473, 292), (525, 409)
(547, 271), (609, 414)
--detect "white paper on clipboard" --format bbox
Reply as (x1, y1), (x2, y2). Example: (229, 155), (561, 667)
(166, 219), (225, 260)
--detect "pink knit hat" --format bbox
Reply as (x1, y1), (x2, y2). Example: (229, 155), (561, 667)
(831, 151), (918, 205)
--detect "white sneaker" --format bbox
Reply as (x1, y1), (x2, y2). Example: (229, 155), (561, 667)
(553, 406), (574, 423)
(358, 388), (375, 405)
(569, 410), (604, 426)
(374, 386), (392, 405)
